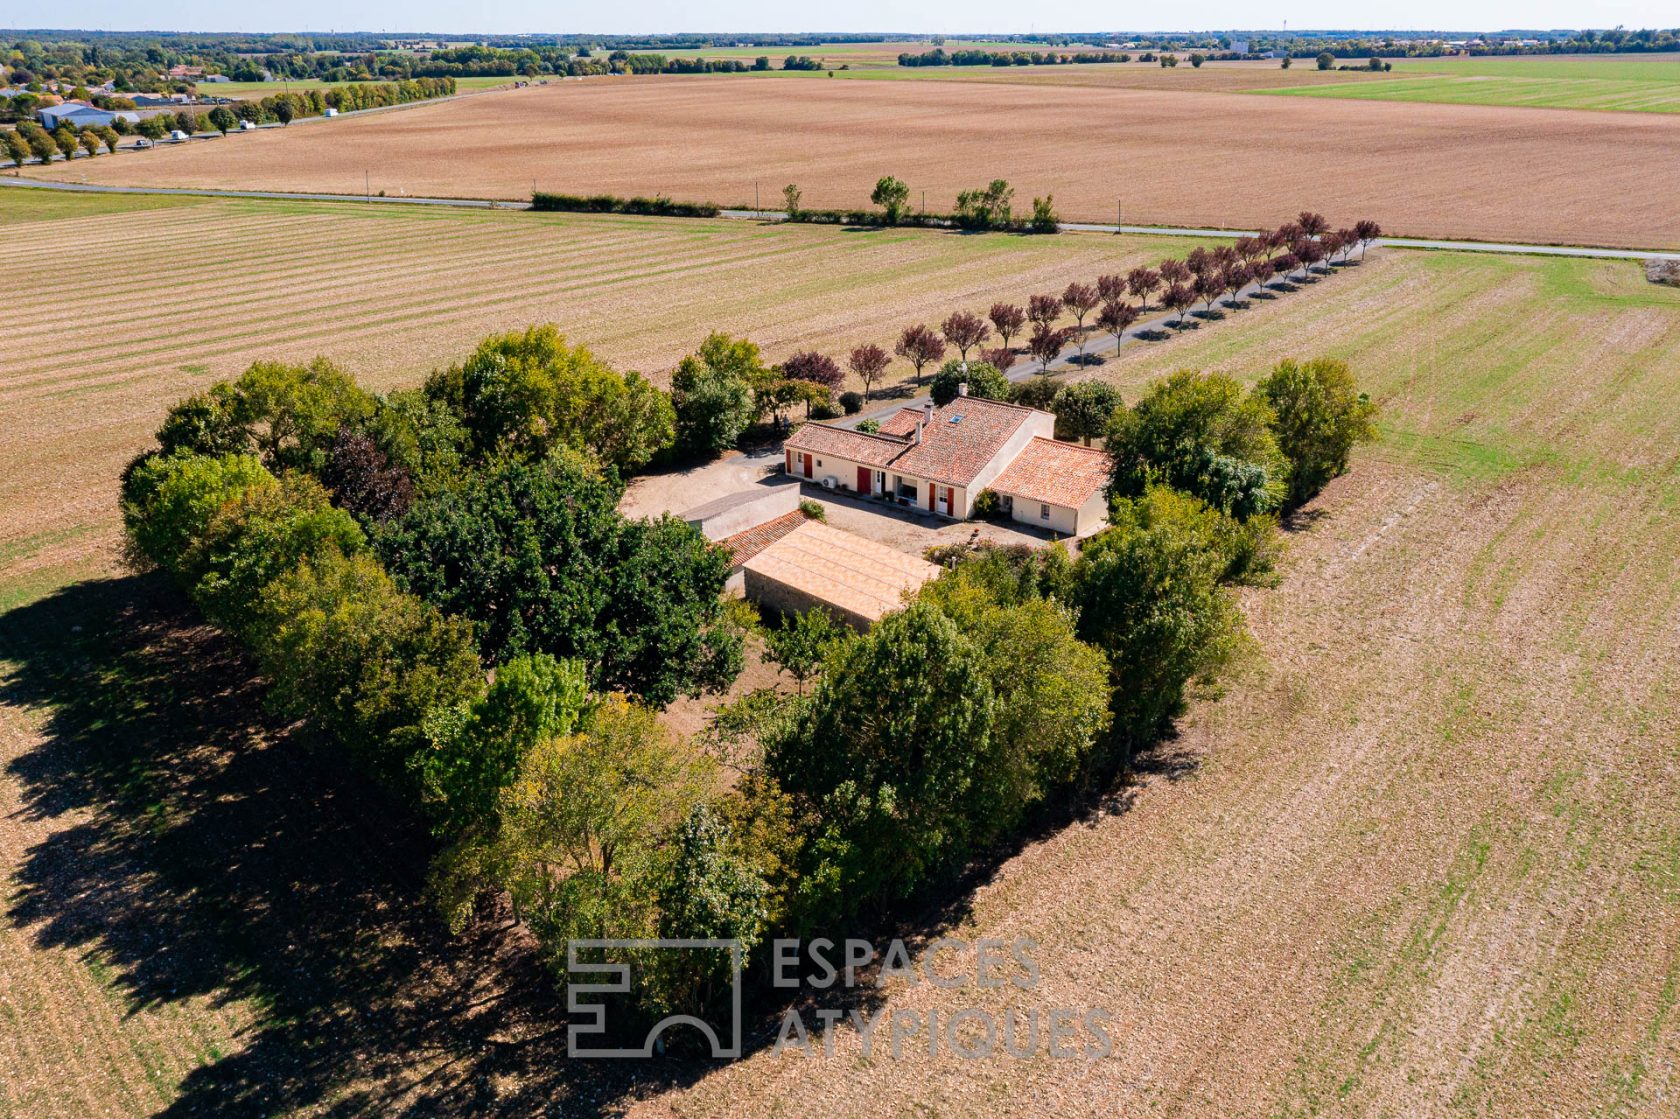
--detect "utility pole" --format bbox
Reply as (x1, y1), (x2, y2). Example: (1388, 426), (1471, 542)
(365, 169), (370, 203)
(754, 181), (759, 211)
(1116, 199), (1122, 234)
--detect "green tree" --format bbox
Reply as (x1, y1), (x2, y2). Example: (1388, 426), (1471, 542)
(77, 129), (100, 157)
(953, 178), (1014, 230)
(670, 332), (761, 459)
(1317, 51), (1336, 69)
(137, 114), (168, 140)
(376, 448), (741, 705)
(273, 99), (295, 125)
(189, 472), (368, 640)
(424, 324), (674, 472)
(1106, 369), (1287, 518)
(25, 127), (56, 164)
(928, 358), (1009, 406)
(1074, 498), (1245, 747)
(1254, 357), (1378, 505)
(918, 562), (1111, 804)
(53, 126), (78, 158)
(419, 652), (591, 843)
(781, 182), (801, 216)
(2, 130), (31, 167)
(256, 547), (485, 787)
(232, 357), (378, 472)
(650, 802), (772, 1019)
(208, 106), (237, 134)
(1029, 194), (1059, 233)
(869, 174), (910, 224)
(1052, 380), (1124, 446)
(120, 451), (277, 577)
(488, 695), (713, 951)
(768, 602), (999, 925)
(764, 607), (853, 693)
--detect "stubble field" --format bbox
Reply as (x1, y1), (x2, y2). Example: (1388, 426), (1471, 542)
(0, 189), (1206, 608)
(666, 247), (1680, 1119)
(2, 191), (1678, 1115)
(25, 76), (1680, 249)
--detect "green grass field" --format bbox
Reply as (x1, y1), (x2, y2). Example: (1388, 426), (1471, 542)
(1261, 52), (1680, 112)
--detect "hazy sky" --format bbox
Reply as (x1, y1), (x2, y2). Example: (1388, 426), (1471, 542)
(3, 0), (1672, 35)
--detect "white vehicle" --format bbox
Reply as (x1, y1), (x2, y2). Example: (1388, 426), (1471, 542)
(134, 137), (153, 149)
(238, 119), (256, 131)
(168, 129), (190, 141)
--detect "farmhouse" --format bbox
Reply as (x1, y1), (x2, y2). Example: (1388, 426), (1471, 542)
(782, 393), (1111, 536)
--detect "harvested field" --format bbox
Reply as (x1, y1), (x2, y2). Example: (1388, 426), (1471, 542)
(0, 189), (1207, 607)
(662, 249), (1680, 1119)
(5, 195), (1680, 1116)
(27, 76), (1680, 249)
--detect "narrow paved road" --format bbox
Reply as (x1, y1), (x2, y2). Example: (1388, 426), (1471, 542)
(4, 177), (1675, 262)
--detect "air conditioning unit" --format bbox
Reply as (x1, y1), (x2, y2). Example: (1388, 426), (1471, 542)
(820, 476), (837, 490)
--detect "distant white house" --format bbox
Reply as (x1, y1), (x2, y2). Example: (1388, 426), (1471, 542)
(1229, 39), (1250, 54)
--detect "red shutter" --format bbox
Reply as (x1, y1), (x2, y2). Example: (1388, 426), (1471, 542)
(857, 466), (871, 493)
(803, 454), (814, 478)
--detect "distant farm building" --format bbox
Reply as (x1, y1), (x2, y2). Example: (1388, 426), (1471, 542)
(37, 102), (138, 129)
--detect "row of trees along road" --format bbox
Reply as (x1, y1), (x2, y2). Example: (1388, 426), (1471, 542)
(746, 211), (1382, 413)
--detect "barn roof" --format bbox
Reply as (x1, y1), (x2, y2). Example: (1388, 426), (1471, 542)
(741, 520), (939, 623)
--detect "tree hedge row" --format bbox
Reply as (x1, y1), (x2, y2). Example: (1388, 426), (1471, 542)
(530, 191), (720, 217)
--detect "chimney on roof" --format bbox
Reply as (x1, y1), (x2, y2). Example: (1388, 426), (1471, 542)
(913, 420), (924, 444)
(957, 382), (969, 397)
(923, 401), (935, 423)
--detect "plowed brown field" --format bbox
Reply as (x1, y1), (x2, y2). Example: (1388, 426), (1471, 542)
(25, 75), (1680, 249)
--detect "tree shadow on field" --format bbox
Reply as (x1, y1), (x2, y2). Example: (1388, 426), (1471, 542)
(0, 576), (702, 1116)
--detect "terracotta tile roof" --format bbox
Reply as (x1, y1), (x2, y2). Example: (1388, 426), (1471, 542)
(987, 438), (1111, 509)
(892, 398), (1038, 486)
(782, 422), (907, 467)
(719, 509), (808, 568)
(877, 408), (925, 437)
(741, 520), (940, 623)
(784, 398), (1045, 487)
